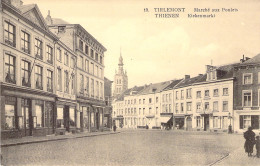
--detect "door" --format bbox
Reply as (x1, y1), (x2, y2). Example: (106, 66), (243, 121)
(64, 106), (70, 132)
(22, 105), (32, 136)
(186, 117), (192, 131)
(204, 115), (209, 131)
(96, 112), (99, 130)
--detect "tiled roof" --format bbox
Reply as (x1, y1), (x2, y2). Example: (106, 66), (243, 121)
(17, 4), (35, 14)
(163, 79), (183, 91)
(176, 74), (206, 88)
(216, 63), (237, 79)
(243, 54), (260, 64)
(138, 81), (172, 95)
(116, 86), (145, 101)
(52, 18), (69, 25)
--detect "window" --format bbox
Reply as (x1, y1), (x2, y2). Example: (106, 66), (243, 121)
(181, 90), (184, 99)
(100, 82), (103, 99)
(95, 53), (98, 61)
(139, 99), (141, 104)
(35, 66), (43, 90)
(240, 115), (260, 129)
(96, 65), (98, 76)
(223, 101), (228, 112)
(213, 89), (218, 96)
(143, 99), (145, 104)
(35, 39), (42, 59)
(156, 97), (159, 103)
(78, 56), (83, 69)
(222, 117), (228, 129)
(71, 74), (75, 94)
(186, 88), (192, 98)
(57, 48), (61, 62)
(80, 74), (84, 94)
(205, 90), (210, 97)
(4, 21), (16, 47)
(96, 81), (99, 98)
(46, 46), (53, 64)
(35, 105), (43, 127)
(79, 40), (83, 51)
(223, 88), (229, 96)
(166, 94), (168, 102)
(196, 91), (201, 98)
(69, 108), (76, 127)
(91, 49), (94, 58)
(85, 77), (89, 96)
(169, 104), (172, 112)
(100, 56), (103, 64)
(47, 70), (53, 92)
(181, 103), (184, 113)
(187, 102), (192, 111)
(243, 73), (252, 84)
(91, 79), (94, 98)
(196, 116), (201, 128)
(243, 91), (252, 107)
(4, 97), (16, 130)
(5, 54), (16, 84)
(149, 108), (152, 114)
(21, 31), (30, 53)
(162, 94), (165, 102)
(143, 108), (145, 115)
(85, 60), (89, 72)
(213, 101), (218, 112)
(58, 26), (65, 33)
(64, 52), (69, 65)
(71, 57), (76, 69)
(175, 103), (179, 113)
(64, 71), (69, 93)
(149, 98), (152, 103)
(213, 117), (219, 128)
(165, 104), (168, 113)
(57, 68), (62, 91)
(196, 103), (201, 112)
(90, 62), (94, 75)
(85, 45), (89, 55)
(205, 102), (209, 111)
(176, 91), (179, 100)
(100, 68), (102, 78)
(169, 94), (172, 101)
(21, 60), (30, 87)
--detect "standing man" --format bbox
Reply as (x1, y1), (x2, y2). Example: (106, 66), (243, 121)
(244, 127), (255, 157)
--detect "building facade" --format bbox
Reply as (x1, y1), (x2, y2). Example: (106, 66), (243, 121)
(233, 55), (260, 134)
(104, 77), (113, 129)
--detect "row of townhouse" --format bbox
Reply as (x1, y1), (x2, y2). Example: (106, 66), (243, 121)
(112, 54), (260, 134)
(0, 0), (107, 140)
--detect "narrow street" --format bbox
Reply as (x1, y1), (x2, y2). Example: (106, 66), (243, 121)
(2, 130), (244, 165)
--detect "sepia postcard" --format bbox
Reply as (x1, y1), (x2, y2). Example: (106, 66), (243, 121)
(1, 0), (260, 165)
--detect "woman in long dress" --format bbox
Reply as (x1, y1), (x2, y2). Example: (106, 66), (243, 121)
(244, 127), (255, 156)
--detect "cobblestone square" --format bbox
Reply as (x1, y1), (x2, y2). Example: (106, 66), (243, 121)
(2, 130), (251, 166)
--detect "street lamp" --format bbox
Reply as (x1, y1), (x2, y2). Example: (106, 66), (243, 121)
(228, 112), (232, 134)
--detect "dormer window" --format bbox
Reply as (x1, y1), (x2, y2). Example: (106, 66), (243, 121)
(58, 26), (66, 33)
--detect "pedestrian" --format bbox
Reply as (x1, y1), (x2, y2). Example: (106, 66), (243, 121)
(256, 135), (260, 158)
(244, 126), (255, 157)
(113, 125), (117, 132)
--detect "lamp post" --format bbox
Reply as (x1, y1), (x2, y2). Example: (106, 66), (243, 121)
(228, 112), (232, 134)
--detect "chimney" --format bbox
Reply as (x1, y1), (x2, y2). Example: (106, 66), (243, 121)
(240, 54), (245, 63)
(185, 75), (190, 79)
(45, 10), (53, 25)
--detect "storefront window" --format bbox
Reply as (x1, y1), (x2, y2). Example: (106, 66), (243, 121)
(69, 108), (76, 127)
(91, 112), (95, 127)
(35, 105), (43, 127)
(213, 116), (219, 128)
(83, 107), (89, 129)
(222, 116), (228, 129)
(5, 104), (15, 130)
(57, 107), (64, 128)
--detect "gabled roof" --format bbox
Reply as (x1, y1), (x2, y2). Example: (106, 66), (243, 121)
(138, 81), (172, 95)
(243, 54), (260, 64)
(116, 86), (145, 101)
(175, 74), (207, 88)
(17, 4), (49, 30)
(163, 79), (183, 91)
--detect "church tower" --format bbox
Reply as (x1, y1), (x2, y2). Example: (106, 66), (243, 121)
(113, 50), (128, 97)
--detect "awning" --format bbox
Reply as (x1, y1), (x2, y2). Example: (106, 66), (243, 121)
(160, 116), (172, 124)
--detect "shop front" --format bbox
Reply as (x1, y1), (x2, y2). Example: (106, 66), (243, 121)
(1, 84), (56, 140)
(174, 115), (185, 129)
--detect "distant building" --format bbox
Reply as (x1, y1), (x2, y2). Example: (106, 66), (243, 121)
(104, 77), (113, 129)
(113, 52), (128, 97)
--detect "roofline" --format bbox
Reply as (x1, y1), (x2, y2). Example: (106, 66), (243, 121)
(2, 1), (59, 41)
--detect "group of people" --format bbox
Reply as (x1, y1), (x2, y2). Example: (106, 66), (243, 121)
(244, 127), (260, 158)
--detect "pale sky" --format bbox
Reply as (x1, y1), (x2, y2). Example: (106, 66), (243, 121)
(24, 0), (260, 87)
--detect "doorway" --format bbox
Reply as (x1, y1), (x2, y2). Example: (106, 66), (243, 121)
(204, 115), (209, 131)
(96, 112), (99, 130)
(186, 117), (192, 131)
(21, 99), (32, 136)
